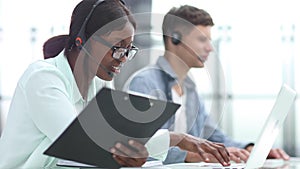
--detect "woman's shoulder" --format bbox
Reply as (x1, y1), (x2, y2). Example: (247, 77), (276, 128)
(28, 58), (57, 70)
(24, 59), (59, 77)
(18, 59), (69, 88)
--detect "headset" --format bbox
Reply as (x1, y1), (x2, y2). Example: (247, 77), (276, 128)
(171, 31), (205, 62)
(75, 0), (126, 48)
(171, 31), (182, 45)
(74, 0), (126, 78)
(75, 0), (105, 48)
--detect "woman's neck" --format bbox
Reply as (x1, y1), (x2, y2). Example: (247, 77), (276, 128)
(67, 50), (93, 100)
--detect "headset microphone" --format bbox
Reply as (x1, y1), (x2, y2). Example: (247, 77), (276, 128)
(171, 31), (205, 63)
(80, 45), (114, 78)
(196, 54), (205, 63)
(98, 63), (114, 78)
(180, 40), (205, 63)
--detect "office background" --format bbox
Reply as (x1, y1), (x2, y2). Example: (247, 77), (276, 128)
(0, 0), (299, 156)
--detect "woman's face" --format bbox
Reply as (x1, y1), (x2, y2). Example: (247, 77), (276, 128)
(89, 22), (135, 81)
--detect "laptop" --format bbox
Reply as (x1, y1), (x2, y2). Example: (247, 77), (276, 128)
(165, 84), (297, 169)
(43, 87), (180, 168)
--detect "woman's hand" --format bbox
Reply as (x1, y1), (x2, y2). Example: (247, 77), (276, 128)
(110, 140), (149, 167)
(170, 132), (230, 166)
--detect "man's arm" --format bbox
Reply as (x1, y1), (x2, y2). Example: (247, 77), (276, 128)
(169, 132), (230, 166)
(196, 95), (251, 149)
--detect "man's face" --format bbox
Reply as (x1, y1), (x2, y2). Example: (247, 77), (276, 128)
(179, 25), (213, 68)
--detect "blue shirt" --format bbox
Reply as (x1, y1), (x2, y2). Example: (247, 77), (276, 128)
(124, 56), (249, 164)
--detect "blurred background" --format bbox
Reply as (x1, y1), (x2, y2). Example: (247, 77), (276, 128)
(0, 0), (299, 156)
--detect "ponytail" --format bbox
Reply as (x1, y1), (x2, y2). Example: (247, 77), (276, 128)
(43, 35), (69, 59)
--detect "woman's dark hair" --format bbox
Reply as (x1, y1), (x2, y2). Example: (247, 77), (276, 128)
(43, 0), (136, 59)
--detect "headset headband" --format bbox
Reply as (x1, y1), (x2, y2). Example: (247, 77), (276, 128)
(75, 0), (105, 48)
(75, 0), (127, 48)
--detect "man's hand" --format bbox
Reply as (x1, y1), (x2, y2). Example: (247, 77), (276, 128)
(246, 145), (290, 161)
(267, 148), (290, 160)
(170, 132), (230, 166)
(185, 147), (250, 163)
(227, 147), (250, 163)
(110, 140), (148, 167)
(185, 151), (221, 163)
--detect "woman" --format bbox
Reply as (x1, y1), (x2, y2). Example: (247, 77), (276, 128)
(0, 0), (149, 168)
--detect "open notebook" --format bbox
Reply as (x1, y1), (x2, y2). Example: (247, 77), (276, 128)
(165, 84), (297, 169)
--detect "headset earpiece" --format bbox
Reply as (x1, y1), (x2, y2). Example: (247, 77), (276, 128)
(171, 32), (182, 45)
(75, 37), (84, 47)
(74, 0), (125, 49)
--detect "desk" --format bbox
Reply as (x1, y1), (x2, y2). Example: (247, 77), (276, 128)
(281, 157), (300, 169)
(60, 158), (300, 169)
(163, 158), (300, 169)
(120, 158), (300, 169)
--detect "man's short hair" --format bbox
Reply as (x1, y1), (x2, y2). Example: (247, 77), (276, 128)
(162, 5), (214, 45)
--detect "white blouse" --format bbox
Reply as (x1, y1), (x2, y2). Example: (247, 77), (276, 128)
(0, 52), (169, 168)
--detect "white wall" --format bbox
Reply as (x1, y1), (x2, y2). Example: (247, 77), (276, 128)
(0, 0), (81, 132)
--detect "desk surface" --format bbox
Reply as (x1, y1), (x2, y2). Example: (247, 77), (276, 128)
(163, 158), (300, 169)
(57, 157), (300, 169)
(119, 158), (300, 169)
(282, 157), (300, 169)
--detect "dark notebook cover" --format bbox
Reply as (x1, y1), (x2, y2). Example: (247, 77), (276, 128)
(44, 87), (180, 168)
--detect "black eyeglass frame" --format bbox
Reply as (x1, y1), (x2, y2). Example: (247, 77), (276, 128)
(92, 35), (139, 61)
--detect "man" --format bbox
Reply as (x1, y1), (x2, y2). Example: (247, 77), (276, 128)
(124, 5), (290, 164)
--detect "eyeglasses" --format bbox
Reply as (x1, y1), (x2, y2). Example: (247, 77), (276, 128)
(92, 35), (138, 61)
